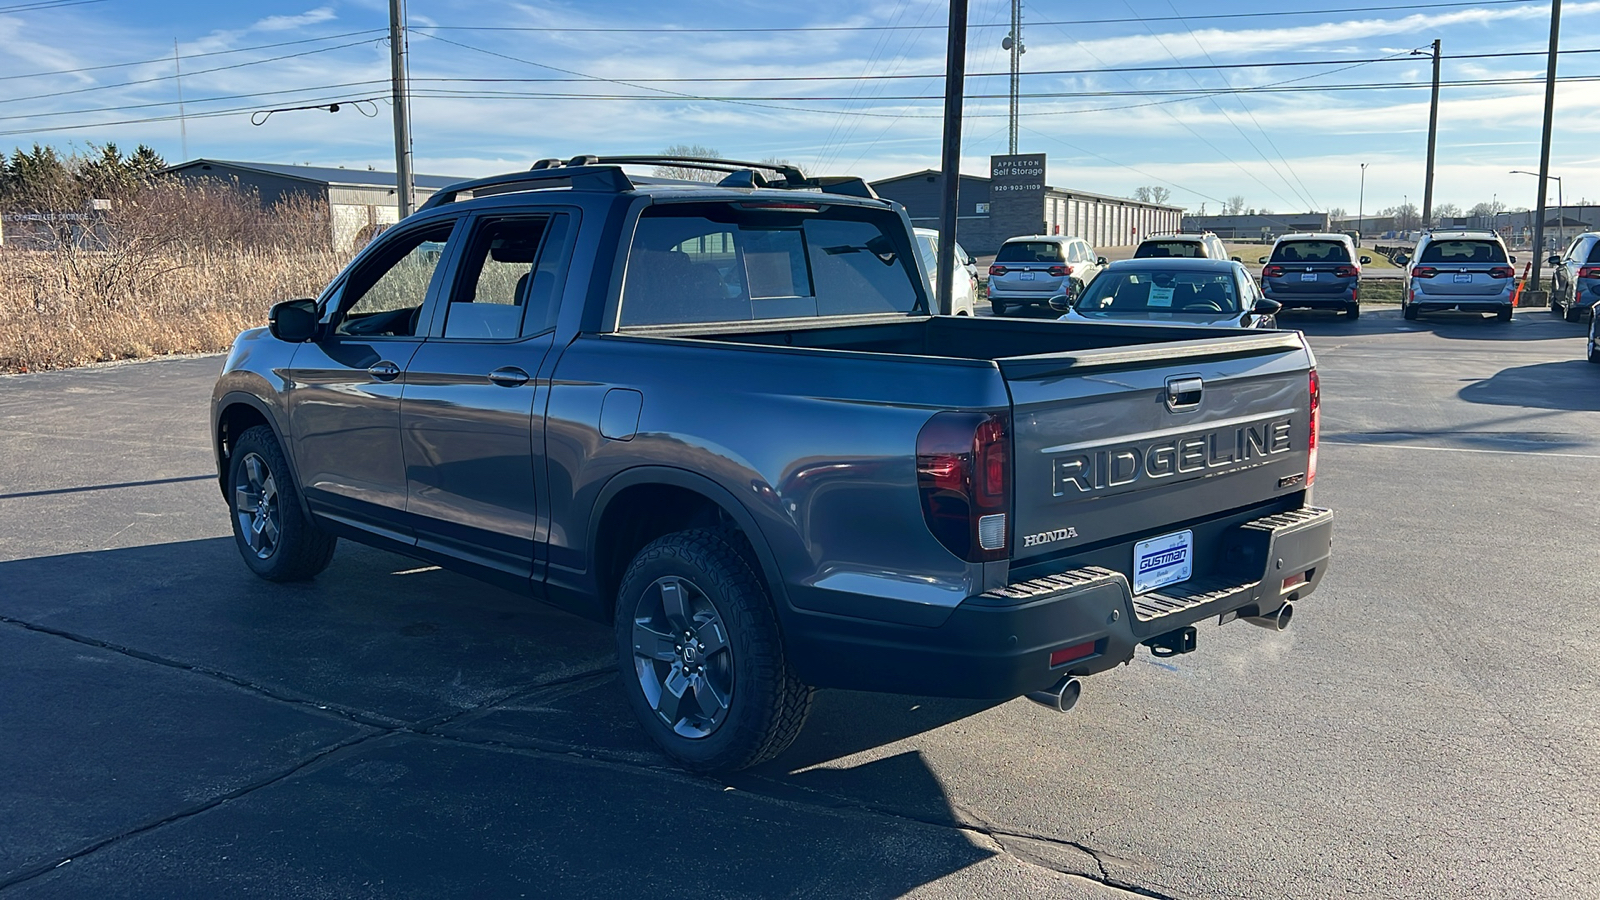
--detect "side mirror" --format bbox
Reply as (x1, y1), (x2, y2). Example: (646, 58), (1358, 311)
(1394, 254), (1409, 266)
(1231, 256), (1242, 262)
(1047, 292), (1074, 312)
(1359, 255), (1372, 265)
(268, 298), (321, 343)
(1509, 255), (1517, 264)
(1257, 256), (1268, 264)
(1096, 256), (1108, 266)
(1548, 254), (1562, 266)
(1253, 298), (1283, 316)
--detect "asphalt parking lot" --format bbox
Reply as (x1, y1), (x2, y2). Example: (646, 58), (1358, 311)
(2, 307), (1597, 899)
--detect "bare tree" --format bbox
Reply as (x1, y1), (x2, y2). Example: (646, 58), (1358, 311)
(1469, 199), (1505, 218)
(1224, 195), (1246, 216)
(1134, 185), (1171, 205)
(653, 144), (724, 182)
(1433, 202), (1461, 220)
(1327, 206), (1347, 219)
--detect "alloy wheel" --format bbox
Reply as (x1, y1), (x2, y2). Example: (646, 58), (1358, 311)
(234, 452), (281, 559)
(630, 576), (734, 739)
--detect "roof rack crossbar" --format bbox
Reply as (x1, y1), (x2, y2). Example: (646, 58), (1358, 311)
(595, 155), (807, 186)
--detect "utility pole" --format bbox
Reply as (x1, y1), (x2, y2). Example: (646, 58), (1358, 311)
(173, 40), (188, 161)
(1003, 0), (1022, 154)
(935, 0), (969, 317)
(1357, 162), (1368, 246)
(388, 0), (415, 218)
(1530, 0), (1560, 305)
(1421, 39), (1441, 226)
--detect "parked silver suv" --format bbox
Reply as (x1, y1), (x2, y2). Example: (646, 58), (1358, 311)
(1401, 229), (1517, 322)
(987, 234), (1106, 316)
(1133, 232), (1236, 262)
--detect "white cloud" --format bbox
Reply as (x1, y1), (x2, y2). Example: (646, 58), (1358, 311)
(251, 7), (337, 33)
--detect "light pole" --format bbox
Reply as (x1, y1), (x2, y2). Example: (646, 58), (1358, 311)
(1357, 162), (1368, 245)
(1511, 169), (1563, 254)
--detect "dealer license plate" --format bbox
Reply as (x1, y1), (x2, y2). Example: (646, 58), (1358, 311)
(1300, 273), (1318, 282)
(1020, 272), (1035, 281)
(1453, 272), (1473, 283)
(1133, 529), (1194, 595)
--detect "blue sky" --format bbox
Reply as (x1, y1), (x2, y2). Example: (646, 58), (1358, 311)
(2, 0), (1597, 213)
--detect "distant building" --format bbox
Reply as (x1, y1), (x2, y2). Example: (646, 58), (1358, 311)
(870, 169), (1183, 254)
(1179, 212), (1330, 240)
(163, 159), (466, 251)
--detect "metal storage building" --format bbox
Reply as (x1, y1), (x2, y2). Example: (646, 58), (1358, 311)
(163, 159), (465, 251)
(870, 169), (1184, 255)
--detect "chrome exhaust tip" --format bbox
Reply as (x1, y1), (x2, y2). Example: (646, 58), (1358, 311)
(1025, 676), (1083, 713)
(1244, 601), (1294, 632)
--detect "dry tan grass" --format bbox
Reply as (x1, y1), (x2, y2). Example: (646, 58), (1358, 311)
(0, 180), (353, 373)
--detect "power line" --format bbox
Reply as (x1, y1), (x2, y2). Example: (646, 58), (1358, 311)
(415, 0), (1540, 34)
(0, 29), (388, 82)
(0, 38), (384, 106)
(0, 0), (108, 13)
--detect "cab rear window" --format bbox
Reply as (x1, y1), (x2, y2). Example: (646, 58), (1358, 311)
(1271, 240), (1350, 263)
(995, 241), (1065, 263)
(619, 202), (926, 326)
(1418, 240), (1507, 264)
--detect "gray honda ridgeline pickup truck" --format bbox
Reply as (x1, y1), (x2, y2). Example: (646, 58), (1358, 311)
(211, 156), (1333, 771)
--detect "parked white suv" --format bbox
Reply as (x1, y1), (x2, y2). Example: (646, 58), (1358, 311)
(913, 228), (977, 315)
(1133, 232), (1236, 262)
(986, 235), (1106, 316)
(1400, 230), (1517, 322)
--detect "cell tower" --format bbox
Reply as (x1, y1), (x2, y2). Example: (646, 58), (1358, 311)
(1001, 0), (1023, 153)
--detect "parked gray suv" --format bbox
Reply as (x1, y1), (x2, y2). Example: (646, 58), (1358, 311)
(1258, 233), (1371, 318)
(1401, 229), (1517, 322)
(986, 234), (1106, 315)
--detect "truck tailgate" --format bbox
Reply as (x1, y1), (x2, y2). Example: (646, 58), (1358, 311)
(1001, 332), (1313, 564)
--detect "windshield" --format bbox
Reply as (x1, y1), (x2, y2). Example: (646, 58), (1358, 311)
(1135, 240), (1204, 259)
(1271, 240), (1350, 263)
(620, 203), (926, 326)
(995, 241), (1064, 263)
(1074, 269), (1241, 314)
(1418, 239), (1508, 265)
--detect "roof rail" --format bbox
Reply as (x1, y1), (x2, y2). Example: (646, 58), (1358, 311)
(417, 153), (881, 212)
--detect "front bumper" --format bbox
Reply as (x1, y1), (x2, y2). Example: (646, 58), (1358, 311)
(784, 506), (1334, 698)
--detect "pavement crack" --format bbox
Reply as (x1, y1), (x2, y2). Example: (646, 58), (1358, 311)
(0, 614), (399, 729)
(0, 731), (383, 893)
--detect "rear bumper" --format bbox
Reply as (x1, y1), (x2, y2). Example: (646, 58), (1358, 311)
(1264, 288), (1356, 308)
(1411, 299), (1512, 312)
(988, 290), (1065, 305)
(783, 506), (1334, 699)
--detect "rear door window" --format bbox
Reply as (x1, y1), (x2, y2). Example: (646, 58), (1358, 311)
(1417, 240), (1507, 265)
(996, 241), (1064, 263)
(619, 202), (925, 326)
(1271, 240), (1351, 263)
(1136, 240), (1203, 259)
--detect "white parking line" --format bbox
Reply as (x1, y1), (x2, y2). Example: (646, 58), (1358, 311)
(1326, 441), (1600, 459)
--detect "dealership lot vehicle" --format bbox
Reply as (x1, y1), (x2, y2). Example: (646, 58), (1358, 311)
(1259, 232), (1371, 319)
(210, 155), (1330, 772)
(1401, 229), (1517, 322)
(913, 227), (977, 315)
(986, 234), (1106, 315)
(1061, 258), (1280, 329)
(1550, 231), (1600, 322)
(1132, 232), (1235, 262)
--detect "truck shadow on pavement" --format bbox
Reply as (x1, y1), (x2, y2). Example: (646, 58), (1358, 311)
(1459, 360), (1600, 412)
(0, 537), (1004, 896)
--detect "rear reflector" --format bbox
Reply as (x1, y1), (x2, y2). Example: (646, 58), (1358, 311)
(1282, 572), (1308, 590)
(1049, 641), (1097, 667)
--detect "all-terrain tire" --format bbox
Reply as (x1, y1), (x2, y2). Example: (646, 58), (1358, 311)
(228, 425), (337, 582)
(615, 529), (813, 772)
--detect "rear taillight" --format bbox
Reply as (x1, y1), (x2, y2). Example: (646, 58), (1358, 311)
(1579, 266), (1600, 279)
(916, 411), (1011, 562)
(1412, 266), (1438, 278)
(1307, 369), (1320, 487)
(1048, 264), (1073, 277)
(1488, 266), (1514, 279)
(989, 264), (1008, 277)
(1334, 265), (1359, 278)
(1263, 265), (1285, 278)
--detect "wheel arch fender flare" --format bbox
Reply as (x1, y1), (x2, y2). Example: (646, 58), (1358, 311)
(589, 465), (791, 612)
(214, 391), (310, 519)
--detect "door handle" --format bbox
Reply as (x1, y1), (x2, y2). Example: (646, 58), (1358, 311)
(366, 361), (400, 381)
(488, 366), (530, 387)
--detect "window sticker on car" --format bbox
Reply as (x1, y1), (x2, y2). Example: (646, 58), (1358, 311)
(1148, 285), (1175, 307)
